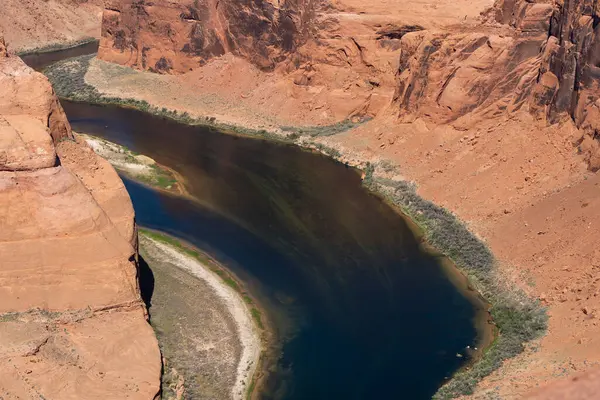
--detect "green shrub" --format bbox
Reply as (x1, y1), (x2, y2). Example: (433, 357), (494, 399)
(281, 117), (371, 138)
(362, 174), (547, 399)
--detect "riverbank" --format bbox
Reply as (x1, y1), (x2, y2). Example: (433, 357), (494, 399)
(77, 130), (272, 398)
(78, 133), (185, 195)
(139, 229), (265, 400)
(43, 52), (549, 398)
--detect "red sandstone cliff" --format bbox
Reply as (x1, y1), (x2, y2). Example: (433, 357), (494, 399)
(0, 37), (161, 399)
(394, 0), (600, 170)
(99, 0), (315, 72)
(97, 0), (493, 123)
(0, 0), (104, 51)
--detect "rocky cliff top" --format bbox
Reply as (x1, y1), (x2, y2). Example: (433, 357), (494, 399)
(0, 37), (160, 399)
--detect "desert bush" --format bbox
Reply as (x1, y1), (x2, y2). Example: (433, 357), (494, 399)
(281, 117), (370, 138)
(363, 176), (547, 399)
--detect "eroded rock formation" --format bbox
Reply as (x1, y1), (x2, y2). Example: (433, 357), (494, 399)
(0, 38), (161, 399)
(99, 0), (314, 72)
(0, 0), (104, 51)
(97, 0), (493, 123)
(394, 0), (600, 170)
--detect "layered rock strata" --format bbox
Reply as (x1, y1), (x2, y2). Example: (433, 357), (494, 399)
(99, 0), (314, 72)
(0, 37), (161, 399)
(394, 0), (600, 170)
(0, 0), (104, 52)
(97, 0), (493, 124)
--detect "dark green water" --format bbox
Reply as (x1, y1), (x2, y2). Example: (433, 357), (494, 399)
(21, 41), (98, 71)
(60, 100), (487, 399)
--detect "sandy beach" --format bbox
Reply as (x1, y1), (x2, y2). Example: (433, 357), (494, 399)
(141, 234), (262, 400)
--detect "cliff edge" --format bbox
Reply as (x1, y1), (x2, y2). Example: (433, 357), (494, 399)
(0, 37), (161, 399)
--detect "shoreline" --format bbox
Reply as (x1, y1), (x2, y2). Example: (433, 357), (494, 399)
(42, 50), (547, 398)
(139, 229), (269, 400)
(16, 37), (98, 56)
(78, 133), (188, 196)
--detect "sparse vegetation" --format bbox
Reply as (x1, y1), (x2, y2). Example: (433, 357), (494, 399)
(250, 308), (264, 330)
(308, 142), (342, 158)
(281, 118), (370, 138)
(139, 164), (178, 190)
(161, 365), (184, 400)
(377, 159), (399, 174)
(44, 55), (292, 143)
(139, 229), (265, 331)
(362, 162), (376, 186)
(360, 170), (547, 399)
(81, 134), (181, 192)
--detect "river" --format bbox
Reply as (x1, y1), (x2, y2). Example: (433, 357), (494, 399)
(22, 43), (490, 399)
(59, 100), (489, 399)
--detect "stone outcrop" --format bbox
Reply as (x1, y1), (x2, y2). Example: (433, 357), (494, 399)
(99, 0), (314, 72)
(393, 0), (600, 170)
(0, 37), (7, 57)
(0, 0), (104, 52)
(0, 38), (161, 399)
(95, 0), (496, 123)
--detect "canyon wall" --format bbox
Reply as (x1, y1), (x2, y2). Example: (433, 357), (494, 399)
(95, 0), (496, 124)
(98, 0), (600, 168)
(0, 0), (103, 51)
(394, 0), (600, 170)
(0, 37), (161, 399)
(99, 0), (315, 72)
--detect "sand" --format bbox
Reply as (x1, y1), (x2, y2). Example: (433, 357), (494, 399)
(144, 237), (262, 400)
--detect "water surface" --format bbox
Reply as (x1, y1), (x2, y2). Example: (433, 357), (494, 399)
(61, 100), (487, 399)
(21, 40), (98, 71)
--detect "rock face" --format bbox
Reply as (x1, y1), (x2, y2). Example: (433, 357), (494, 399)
(96, 0), (494, 123)
(0, 38), (161, 399)
(99, 0), (313, 72)
(0, 0), (104, 52)
(393, 0), (600, 170)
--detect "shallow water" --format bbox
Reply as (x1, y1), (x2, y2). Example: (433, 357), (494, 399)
(61, 100), (487, 399)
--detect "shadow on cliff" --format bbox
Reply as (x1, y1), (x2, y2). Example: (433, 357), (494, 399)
(138, 255), (155, 311)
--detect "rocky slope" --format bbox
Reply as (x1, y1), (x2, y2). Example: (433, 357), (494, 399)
(95, 0), (493, 126)
(0, 37), (161, 399)
(393, 0), (600, 171)
(0, 0), (103, 52)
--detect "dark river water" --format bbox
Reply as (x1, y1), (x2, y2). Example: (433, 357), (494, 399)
(20, 41), (99, 71)
(59, 100), (487, 399)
